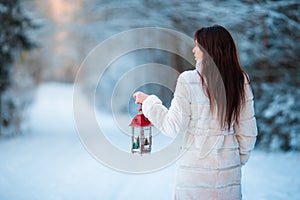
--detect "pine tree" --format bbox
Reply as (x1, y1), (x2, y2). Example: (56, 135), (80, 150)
(136, 136), (140, 148)
(144, 138), (149, 146)
(0, 0), (38, 135)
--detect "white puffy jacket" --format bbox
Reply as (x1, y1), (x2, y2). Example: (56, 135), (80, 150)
(142, 69), (257, 200)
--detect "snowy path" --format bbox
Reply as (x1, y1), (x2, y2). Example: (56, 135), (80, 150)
(0, 82), (299, 200)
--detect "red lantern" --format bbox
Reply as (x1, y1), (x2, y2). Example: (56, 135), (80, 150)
(129, 104), (152, 154)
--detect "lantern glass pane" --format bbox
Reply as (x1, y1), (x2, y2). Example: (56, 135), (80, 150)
(131, 126), (152, 154)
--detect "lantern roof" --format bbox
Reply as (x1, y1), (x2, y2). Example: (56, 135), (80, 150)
(129, 107), (152, 127)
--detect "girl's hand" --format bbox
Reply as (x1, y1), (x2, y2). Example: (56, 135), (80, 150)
(133, 91), (149, 104)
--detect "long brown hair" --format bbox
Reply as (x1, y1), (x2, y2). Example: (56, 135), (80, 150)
(194, 25), (249, 130)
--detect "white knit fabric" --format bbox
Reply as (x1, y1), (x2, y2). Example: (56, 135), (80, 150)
(142, 70), (257, 200)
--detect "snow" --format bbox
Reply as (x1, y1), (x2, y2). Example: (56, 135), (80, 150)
(0, 82), (300, 200)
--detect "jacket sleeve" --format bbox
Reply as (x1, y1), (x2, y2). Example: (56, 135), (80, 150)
(234, 82), (258, 166)
(142, 73), (191, 138)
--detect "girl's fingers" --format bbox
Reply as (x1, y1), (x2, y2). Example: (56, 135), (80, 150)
(133, 91), (148, 104)
(133, 91), (140, 99)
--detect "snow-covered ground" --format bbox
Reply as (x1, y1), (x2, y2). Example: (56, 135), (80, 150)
(0, 82), (299, 200)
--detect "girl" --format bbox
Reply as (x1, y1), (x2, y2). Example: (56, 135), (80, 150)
(133, 25), (257, 200)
